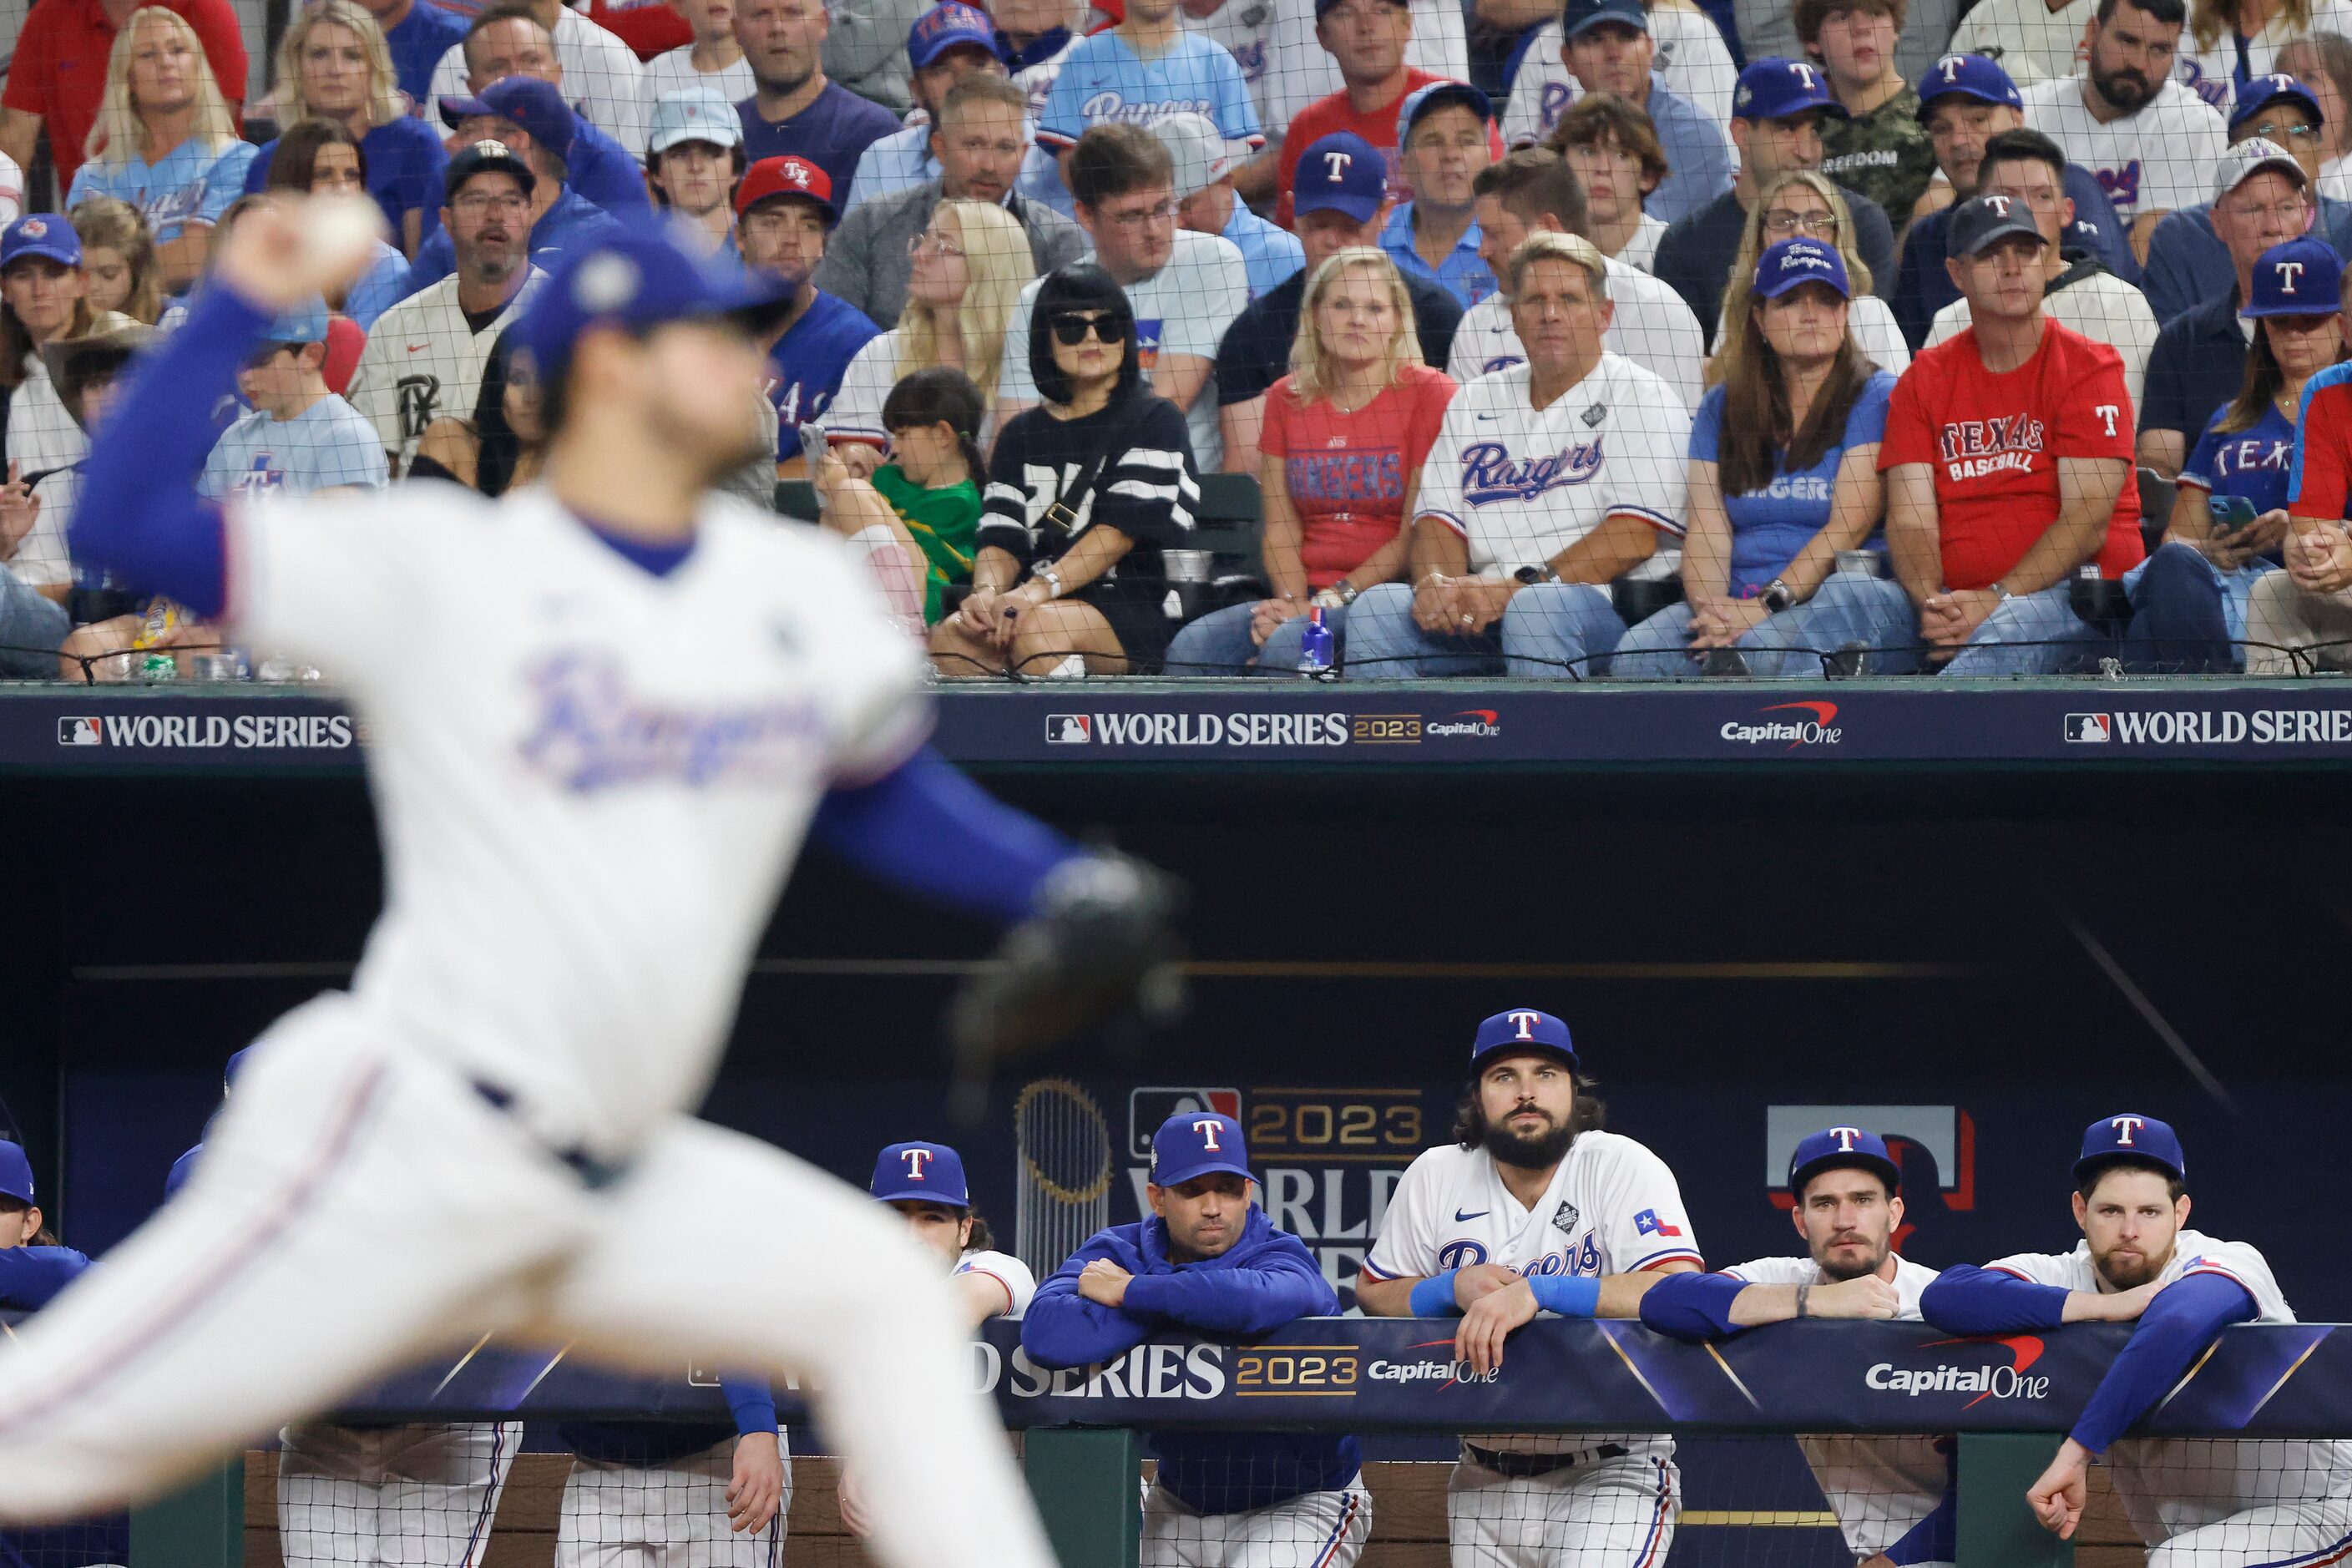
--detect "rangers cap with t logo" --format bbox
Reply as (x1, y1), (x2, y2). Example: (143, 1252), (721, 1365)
(1151, 1112), (1251, 1187)
(1734, 58), (1847, 123)
(1914, 53), (2022, 116)
(1788, 1125), (1901, 1195)
(1470, 1007), (1579, 1070)
(1292, 132), (1386, 223)
(872, 1141), (972, 1206)
(2246, 235), (2344, 316)
(1945, 193), (2045, 257)
(2074, 1114), (2186, 1183)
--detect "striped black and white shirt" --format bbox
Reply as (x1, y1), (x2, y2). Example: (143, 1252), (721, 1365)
(976, 393), (1199, 585)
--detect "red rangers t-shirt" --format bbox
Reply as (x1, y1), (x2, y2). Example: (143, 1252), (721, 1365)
(1260, 362), (1456, 588)
(1275, 68), (1507, 227)
(1879, 319), (2143, 589)
(2289, 362), (2352, 517)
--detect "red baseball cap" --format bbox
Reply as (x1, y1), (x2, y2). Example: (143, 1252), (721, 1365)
(735, 156), (837, 224)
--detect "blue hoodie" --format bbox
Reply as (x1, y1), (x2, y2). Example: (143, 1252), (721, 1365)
(1023, 1206), (1361, 1515)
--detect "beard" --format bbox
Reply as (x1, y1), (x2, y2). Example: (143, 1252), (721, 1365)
(1816, 1237), (1891, 1282)
(1482, 1112), (1576, 1171)
(2091, 60), (2154, 109)
(2094, 1241), (2167, 1289)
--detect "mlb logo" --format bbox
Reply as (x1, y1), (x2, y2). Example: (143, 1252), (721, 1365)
(1129, 1087), (1242, 1158)
(58, 717), (103, 746)
(2065, 713), (2112, 743)
(1044, 714), (1091, 744)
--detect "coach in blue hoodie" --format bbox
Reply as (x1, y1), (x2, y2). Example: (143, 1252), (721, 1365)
(1024, 1112), (1371, 1567)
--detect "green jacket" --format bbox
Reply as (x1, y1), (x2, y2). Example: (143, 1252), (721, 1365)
(873, 464), (981, 625)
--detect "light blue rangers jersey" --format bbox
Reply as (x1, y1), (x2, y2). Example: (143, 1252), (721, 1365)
(1036, 32), (1263, 153)
(200, 396), (391, 499)
(67, 138), (258, 244)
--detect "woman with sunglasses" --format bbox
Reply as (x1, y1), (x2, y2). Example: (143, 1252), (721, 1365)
(930, 263), (1201, 676)
(1713, 172), (1909, 378)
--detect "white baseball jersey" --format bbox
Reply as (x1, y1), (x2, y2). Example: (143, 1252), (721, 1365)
(428, 9), (650, 154)
(955, 1247), (1038, 1319)
(225, 484), (928, 1163)
(1722, 1254), (1948, 1561)
(2019, 77), (2225, 225)
(1944, 0), (2095, 90)
(1986, 1231), (2352, 1543)
(0, 150), (22, 225)
(824, 330), (1002, 450)
(3, 356), (84, 589)
(1364, 1130), (1701, 1456)
(2175, 0), (2352, 114)
(1498, 10), (1739, 149)
(640, 46), (756, 119)
(1928, 267), (2158, 416)
(346, 269), (546, 476)
(1414, 352), (1692, 573)
(1446, 257), (1707, 412)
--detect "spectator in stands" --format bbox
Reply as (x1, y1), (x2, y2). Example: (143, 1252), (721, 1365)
(1925, 130), (2158, 412)
(1159, 112), (1302, 302)
(821, 0), (930, 116)
(428, 0), (647, 155)
(69, 196), (163, 325)
(260, 124), (412, 328)
(817, 76), (1082, 330)
(999, 0), (1085, 111)
(2248, 313), (2352, 670)
(1655, 59), (1900, 349)
(642, 0), (757, 109)
(842, 3), (1063, 217)
(1384, 81), (1500, 307)
(2129, 237), (2341, 669)
(1803, 0), (1939, 224)
(407, 76), (625, 291)
(1036, 0), (1263, 195)
(932, 261), (1201, 675)
(2279, 31), (2352, 198)
(1742, 0), (1955, 91)
(826, 200), (1031, 457)
(2178, 0), (2352, 109)
(1167, 250), (1456, 674)
(347, 140), (545, 474)
(1714, 171), (1912, 372)
(734, 0), (902, 203)
(0, 0), (247, 200)
(409, 327), (544, 492)
(2142, 76), (2352, 322)
(1614, 239), (1916, 676)
(999, 124), (1249, 469)
(1509, 0), (1730, 227)
(738, 156), (883, 459)
(2020, 0), (2228, 261)
(814, 367), (989, 625)
(0, 464), (71, 672)
(1218, 134), (1463, 471)
(1272, 0), (1494, 223)
(201, 301), (389, 497)
(1947, 0), (2096, 89)
(1181, 0), (1278, 139)
(645, 87), (747, 256)
(1345, 230), (1691, 679)
(0, 216), (96, 594)
(1881, 195), (2144, 675)
(65, 8), (258, 295)
(1024, 1114), (1369, 1568)
(354, 0), (466, 106)
(1247, 0), (1476, 197)
(1497, 0), (1737, 149)
(445, 10), (655, 218)
(2140, 139), (2315, 477)
(1548, 94), (1669, 273)
(1445, 147), (1707, 409)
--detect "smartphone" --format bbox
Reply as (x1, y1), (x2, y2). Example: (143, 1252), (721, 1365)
(2210, 495), (2260, 535)
(799, 422), (830, 473)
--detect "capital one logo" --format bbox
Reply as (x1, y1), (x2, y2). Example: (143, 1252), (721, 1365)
(1869, 1335), (2050, 1407)
(901, 1148), (935, 1181)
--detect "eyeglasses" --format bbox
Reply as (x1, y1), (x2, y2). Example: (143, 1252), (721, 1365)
(1762, 208), (1839, 237)
(909, 230), (965, 259)
(2244, 119), (2324, 148)
(1050, 312), (1127, 346)
(453, 191), (530, 215)
(1096, 199), (1179, 232)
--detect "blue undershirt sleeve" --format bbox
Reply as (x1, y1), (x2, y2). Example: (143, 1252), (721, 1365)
(2070, 1273), (2258, 1454)
(1637, 1272), (1748, 1341)
(1919, 1265), (2071, 1336)
(720, 1376), (779, 1437)
(809, 747), (1083, 923)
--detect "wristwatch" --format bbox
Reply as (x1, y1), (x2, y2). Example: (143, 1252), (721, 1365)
(1513, 564), (1560, 586)
(1761, 578), (1795, 614)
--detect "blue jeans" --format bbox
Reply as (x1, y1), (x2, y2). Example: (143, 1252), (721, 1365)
(1162, 601), (1348, 675)
(2120, 539), (2279, 673)
(1339, 582), (1625, 679)
(1609, 572), (1922, 677)
(1936, 584), (2102, 676)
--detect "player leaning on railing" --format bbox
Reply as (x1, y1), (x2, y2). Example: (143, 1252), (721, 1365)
(0, 195), (1181, 1568)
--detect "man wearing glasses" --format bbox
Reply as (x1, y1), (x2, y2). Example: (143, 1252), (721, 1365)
(402, 75), (626, 296)
(736, 155), (883, 461)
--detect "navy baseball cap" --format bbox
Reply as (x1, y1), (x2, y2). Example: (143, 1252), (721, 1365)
(2074, 1113), (2187, 1184)
(445, 139), (537, 203)
(1293, 132), (1386, 222)
(1945, 191), (2045, 257)
(1914, 52), (2022, 115)
(440, 75), (576, 160)
(1399, 80), (1494, 143)
(1754, 235), (1850, 299)
(1788, 1125), (1901, 1196)
(1734, 58), (1847, 123)
(0, 1140), (32, 1207)
(2231, 72), (2324, 136)
(514, 221), (792, 382)
(2247, 235), (2344, 316)
(1470, 1007), (1579, 1070)
(1, 215), (79, 271)
(872, 1141), (972, 1206)
(1151, 1111), (1252, 1188)
(1562, 0), (1649, 38)
(908, 1), (1000, 69)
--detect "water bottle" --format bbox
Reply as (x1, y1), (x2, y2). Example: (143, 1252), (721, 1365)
(1296, 605), (1334, 676)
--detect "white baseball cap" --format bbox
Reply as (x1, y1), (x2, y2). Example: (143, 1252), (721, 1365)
(650, 86), (746, 156)
(2213, 135), (2307, 203)
(1150, 112), (1233, 200)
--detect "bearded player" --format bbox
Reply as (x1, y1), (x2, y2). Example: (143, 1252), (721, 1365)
(1920, 1115), (2352, 1567)
(1356, 1008), (1702, 1568)
(0, 200), (1176, 1568)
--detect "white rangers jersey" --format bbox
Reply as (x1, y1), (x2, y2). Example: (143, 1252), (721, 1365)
(955, 1248), (1038, 1319)
(1447, 256), (1707, 412)
(346, 268), (546, 478)
(2018, 77), (2226, 225)
(1724, 1253), (1948, 1560)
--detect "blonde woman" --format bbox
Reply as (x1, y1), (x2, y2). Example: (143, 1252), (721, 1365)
(65, 8), (257, 292)
(69, 196), (164, 325)
(2183, 0), (2352, 111)
(824, 199), (1036, 474)
(1165, 249), (1457, 675)
(1711, 170), (1909, 383)
(241, 0), (448, 257)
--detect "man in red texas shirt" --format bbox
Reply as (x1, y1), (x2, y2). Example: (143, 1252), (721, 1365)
(1, 0), (249, 195)
(1881, 193), (2142, 675)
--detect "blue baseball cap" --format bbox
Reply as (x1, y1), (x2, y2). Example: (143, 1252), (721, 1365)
(650, 85), (744, 154)
(2231, 72), (2324, 136)
(439, 74), (576, 161)
(908, 1), (1000, 70)
(1736, 57), (1847, 123)
(1470, 1007), (1579, 1070)
(1399, 80), (1493, 144)
(2074, 1113), (2187, 1185)
(514, 221), (792, 382)
(2247, 235), (2344, 316)
(223, 1047), (251, 1092)
(1788, 1125), (1900, 1195)
(1150, 1111), (1252, 1188)
(262, 297), (331, 346)
(872, 1141), (972, 1206)
(1, 215), (79, 271)
(1293, 131), (1387, 222)
(1754, 235), (1850, 299)
(1562, 0), (1649, 38)
(1914, 52), (2022, 116)
(0, 1140), (32, 1207)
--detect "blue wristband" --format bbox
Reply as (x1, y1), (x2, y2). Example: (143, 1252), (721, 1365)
(1526, 1276), (1603, 1318)
(1409, 1271), (1462, 1317)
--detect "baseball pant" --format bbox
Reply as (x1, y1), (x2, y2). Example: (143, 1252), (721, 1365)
(2149, 1502), (2352, 1567)
(1447, 1449), (1677, 1568)
(2244, 570), (2352, 675)
(556, 1436), (790, 1567)
(276, 1420), (521, 1567)
(1142, 1479), (1372, 1568)
(1608, 572), (1922, 677)
(1338, 583), (1626, 680)
(0, 999), (1057, 1568)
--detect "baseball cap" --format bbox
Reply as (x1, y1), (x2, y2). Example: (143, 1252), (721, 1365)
(1292, 131), (1387, 223)
(1469, 1007), (1579, 1071)
(1313, 0), (1406, 18)
(1150, 1111), (1252, 1188)
(1, 215), (80, 271)
(263, 297), (332, 346)
(445, 138), (538, 203)
(1734, 58), (1848, 123)
(649, 85), (744, 154)
(513, 221), (793, 383)
(439, 75), (575, 162)
(736, 154), (837, 223)
(2213, 134), (2308, 203)
(0, 1140), (32, 1207)
(2245, 234), (2344, 316)
(1914, 52), (2022, 116)
(2230, 72), (2324, 137)
(1754, 235), (1850, 299)
(1788, 1125), (1901, 1196)
(908, 1), (1000, 70)
(871, 1141), (972, 1206)
(2073, 1113), (2186, 1185)
(224, 1047), (252, 1093)
(1561, 0), (1650, 38)
(1151, 112), (1232, 200)
(1945, 191), (2046, 257)
(1399, 80), (1495, 144)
